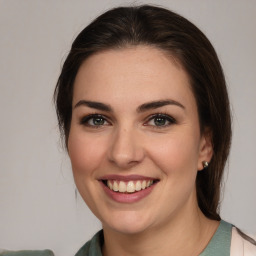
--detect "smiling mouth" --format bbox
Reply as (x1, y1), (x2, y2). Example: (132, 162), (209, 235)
(102, 179), (158, 193)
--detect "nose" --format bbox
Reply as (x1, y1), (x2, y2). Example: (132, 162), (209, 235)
(107, 127), (145, 169)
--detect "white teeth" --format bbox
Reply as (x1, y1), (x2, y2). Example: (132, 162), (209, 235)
(141, 180), (146, 189)
(106, 180), (154, 193)
(113, 181), (118, 192)
(119, 181), (126, 192)
(135, 181), (142, 191)
(107, 180), (113, 190)
(127, 181), (135, 193)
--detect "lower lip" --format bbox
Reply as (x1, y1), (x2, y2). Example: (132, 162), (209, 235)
(100, 182), (157, 203)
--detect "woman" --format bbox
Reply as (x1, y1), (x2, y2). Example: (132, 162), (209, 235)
(54, 5), (256, 256)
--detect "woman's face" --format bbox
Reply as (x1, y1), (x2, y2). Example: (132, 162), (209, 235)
(68, 46), (212, 234)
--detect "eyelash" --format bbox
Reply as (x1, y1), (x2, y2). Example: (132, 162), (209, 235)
(79, 113), (176, 129)
(80, 114), (110, 128)
(145, 113), (176, 128)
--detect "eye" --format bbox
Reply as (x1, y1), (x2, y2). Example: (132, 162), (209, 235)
(145, 114), (176, 128)
(80, 114), (110, 127)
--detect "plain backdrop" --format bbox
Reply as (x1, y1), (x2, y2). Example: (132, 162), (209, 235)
(0, 0), (255, 255)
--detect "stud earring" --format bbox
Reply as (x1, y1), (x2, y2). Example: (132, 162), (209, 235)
(202, 161), (209, 169)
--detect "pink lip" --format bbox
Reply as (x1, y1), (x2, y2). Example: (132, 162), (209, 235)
(99, 179), (158, 203)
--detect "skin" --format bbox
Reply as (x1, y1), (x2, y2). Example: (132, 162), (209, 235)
(68, 46), (218, 256)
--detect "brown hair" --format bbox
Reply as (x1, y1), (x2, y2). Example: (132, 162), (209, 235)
(54, 5), (231, 220)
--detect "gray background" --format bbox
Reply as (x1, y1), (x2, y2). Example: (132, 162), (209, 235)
(0, 0), (255, 255)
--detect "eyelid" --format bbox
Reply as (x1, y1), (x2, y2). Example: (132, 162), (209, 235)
(79, 113), (111, 126)
(144, 113), (176, 127)
(79, 112), (176, 128)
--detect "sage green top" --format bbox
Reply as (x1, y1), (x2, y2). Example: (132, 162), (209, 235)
(0, 250), (54, 256)
(0, 221), (232, 256)
(200, 220), (232, 255)
(75, 220), (232, 256)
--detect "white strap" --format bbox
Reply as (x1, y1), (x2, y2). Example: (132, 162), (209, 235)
(230, 227), (256, 256)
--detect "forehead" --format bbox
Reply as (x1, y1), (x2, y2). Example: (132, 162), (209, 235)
(73, 46), (195, 110)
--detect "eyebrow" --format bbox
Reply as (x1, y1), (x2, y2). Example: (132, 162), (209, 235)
(74, 99), (185, 112)
(74, 100), (113, 112)
(137, 100), (185, 112)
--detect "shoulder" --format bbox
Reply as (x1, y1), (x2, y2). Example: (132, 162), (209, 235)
(230, 227), (256, 256)
(75, 230), (103, 256)
(0, 250), (54, 256)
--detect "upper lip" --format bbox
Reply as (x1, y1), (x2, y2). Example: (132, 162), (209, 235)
(98, 174), (159, 181)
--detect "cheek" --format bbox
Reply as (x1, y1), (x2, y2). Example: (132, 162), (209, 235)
(141, 134), (201, 219)
(148, 134), (199, 165)
(146, 133), (200, 174)
(68, 130), (107, 177)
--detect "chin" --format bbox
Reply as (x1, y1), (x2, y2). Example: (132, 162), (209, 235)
(102, 211), (152, 235)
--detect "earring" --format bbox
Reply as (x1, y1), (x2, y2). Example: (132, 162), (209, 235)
(202, 161), (209, 169)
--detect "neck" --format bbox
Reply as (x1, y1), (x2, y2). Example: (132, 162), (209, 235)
(102, 205), (219, 256)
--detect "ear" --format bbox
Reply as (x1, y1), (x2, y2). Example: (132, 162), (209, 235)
(197, 128), (213, 171)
